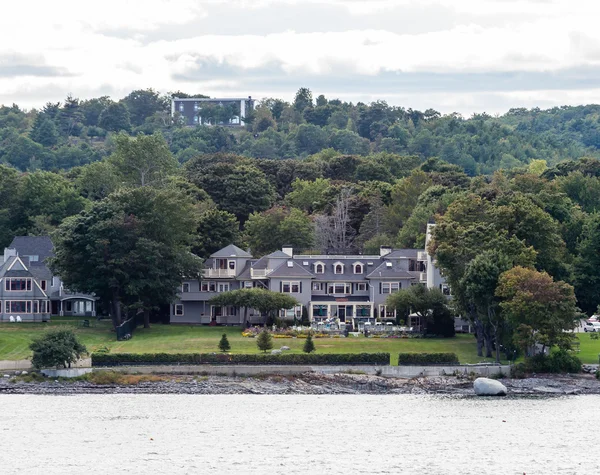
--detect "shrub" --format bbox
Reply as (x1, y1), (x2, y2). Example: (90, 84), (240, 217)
(30, 328), (88, 369)
(397, 353), (459, 365)
(256, 330), (273, 353)
(303, 333), (316, 353)
(218, 334), (231, 353)
(525, 350), (581, 374)
(91, 352), (391, 366)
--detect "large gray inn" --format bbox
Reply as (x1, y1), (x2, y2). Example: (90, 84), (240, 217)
(171, 226), (450, 330)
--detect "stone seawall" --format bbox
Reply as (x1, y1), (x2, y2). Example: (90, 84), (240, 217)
(97, 364), (511, 378)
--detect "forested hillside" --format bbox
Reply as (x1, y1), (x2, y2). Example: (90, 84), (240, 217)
(2, 88), (600, 174)
(2, 88), (600, 322)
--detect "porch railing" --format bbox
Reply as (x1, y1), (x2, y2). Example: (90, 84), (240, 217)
(203, 268), (236, 278)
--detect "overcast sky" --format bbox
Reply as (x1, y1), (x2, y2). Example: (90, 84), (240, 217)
(2, 0), (600, 115)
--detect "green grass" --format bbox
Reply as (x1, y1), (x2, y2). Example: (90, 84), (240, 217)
(3, 319), (599, 364)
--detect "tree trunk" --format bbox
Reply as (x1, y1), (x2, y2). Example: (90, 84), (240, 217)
(474, 319), (484, 357)
(111, 289), (122, 329)
(143, 309), (150, 329)
(484, 329), (493, 358)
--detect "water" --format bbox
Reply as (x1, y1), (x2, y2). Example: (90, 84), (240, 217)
(0, 394), (598, 474)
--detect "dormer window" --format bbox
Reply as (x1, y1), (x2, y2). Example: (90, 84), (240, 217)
(334, 262), (344, 274)
(314, 262), (325, 274)
(353, 262), (363, 274)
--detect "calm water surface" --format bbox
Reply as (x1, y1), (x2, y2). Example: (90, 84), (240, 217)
(0, 394), (598, 474)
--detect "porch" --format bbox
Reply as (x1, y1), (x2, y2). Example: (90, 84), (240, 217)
(54, 297), (96, 317)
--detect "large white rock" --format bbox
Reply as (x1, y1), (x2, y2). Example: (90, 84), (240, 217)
(271, 349), (282, 355)
(473, 377), (508, 396)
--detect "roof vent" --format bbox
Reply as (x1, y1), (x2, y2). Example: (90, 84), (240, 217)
(303, 261), (309, 266)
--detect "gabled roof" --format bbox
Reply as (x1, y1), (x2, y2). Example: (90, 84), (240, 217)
(210, 244), (252, 258)
(268, 260), (315, 278)
(366, 261), (417, 279)
(9, 236), (54, 265)
(265, 250), (291, 259)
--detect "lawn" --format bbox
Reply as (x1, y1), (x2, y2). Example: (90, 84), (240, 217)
(2, 319), (599, 365)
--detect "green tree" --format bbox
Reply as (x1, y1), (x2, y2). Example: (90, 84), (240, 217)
(194, 209), (241, 259)
(74, 161), (120, 200)
(384, 170), (432, 235)
(121, 88), (168, 127)
(286, 178), (331, 213)
(108, 133), (178, 187)
(303, 333), (316, 353)
(496, 266), (577, 355)
(256, 329), (273, 353)
(573, 213), (600, 314)
(245, 206), (314, 255)
(188, 163), (275, 222)
(98, 102), (131, 132)
(30, 328), (88, 369)
(218, 333), (231, 352)
(30, 117), (59, 146)
(50, 187), (201, 329)
(386, 285), (450, 335)
(15, 171), (88, 235)
(293, 87), (313, 112)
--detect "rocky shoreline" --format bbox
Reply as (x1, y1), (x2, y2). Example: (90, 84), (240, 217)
(1, 372), (600, 396)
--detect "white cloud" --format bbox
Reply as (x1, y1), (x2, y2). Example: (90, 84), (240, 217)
(2, 0), (600, 114)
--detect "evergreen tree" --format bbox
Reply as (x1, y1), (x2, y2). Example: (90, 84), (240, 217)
(256, 329), (273, 353)
(218, 333), (231, 353)
(303, 333), (316, 353)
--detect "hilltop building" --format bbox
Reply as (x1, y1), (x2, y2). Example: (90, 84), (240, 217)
(171, 96), (255, 126)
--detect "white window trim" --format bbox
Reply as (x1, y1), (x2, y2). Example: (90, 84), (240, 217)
(356, 283), (367, 291)
(382, 282), (401, 294)
(4, 278), (32, 292)
(175, 304), (184, 316)
(314, 261), (325, 274)
(4, 300), (33, 314)
(333, 261), (344, 275)
(352, 261), (363, 274)
(327, 282), (351, 295)
(217, 283), (230, 293)
(182, 283), (190, 292)
(282, 281), (301, 293)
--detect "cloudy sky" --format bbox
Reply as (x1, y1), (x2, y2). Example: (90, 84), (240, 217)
(2, 0), (600, 115)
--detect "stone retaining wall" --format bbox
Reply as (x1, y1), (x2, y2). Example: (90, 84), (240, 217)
(96, 364), (511, 378)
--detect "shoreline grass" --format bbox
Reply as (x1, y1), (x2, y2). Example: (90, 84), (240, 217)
(2, 318), (598, 364)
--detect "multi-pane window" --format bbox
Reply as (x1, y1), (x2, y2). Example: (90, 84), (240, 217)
(5, 279), (32, 291)
(334, 264), (344, 274)
(382, 282), (400, 294)
(354, 264), (363, 274)
(327, 283), (351, 295)
(282, 281), (300, 293)
(182, 283), (190, 292)
(178, 103), (184, 112)
(312, 282), (323, 291)
(217, 283), (230, 293)
(174, 304), (184, 316)
(314, 263), (325, 274)
(4, 301), (31, 313)
(40, 280), (47, 291)
(379, 305), (396, 319)
(356, 283), (367, 292)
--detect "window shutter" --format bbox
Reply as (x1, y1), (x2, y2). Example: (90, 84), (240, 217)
(379, 282), (382, 294)
(300, 282), (303, 293)
(280, 281), (282, 292)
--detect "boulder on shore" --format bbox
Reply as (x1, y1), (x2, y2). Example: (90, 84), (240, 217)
(473, 377), (508, 396)
(271, 349), (282, 355)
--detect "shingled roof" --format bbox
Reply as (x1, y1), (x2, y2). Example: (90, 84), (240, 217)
(210, 244), (252, 258)
(9, 236), (54, 265)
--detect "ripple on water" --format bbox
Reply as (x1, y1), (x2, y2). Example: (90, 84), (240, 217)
(0, 394), (599, 474)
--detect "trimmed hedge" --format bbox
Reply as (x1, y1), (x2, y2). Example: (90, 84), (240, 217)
(398, 353), (459, 365)
(92, 352), (391, 367)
